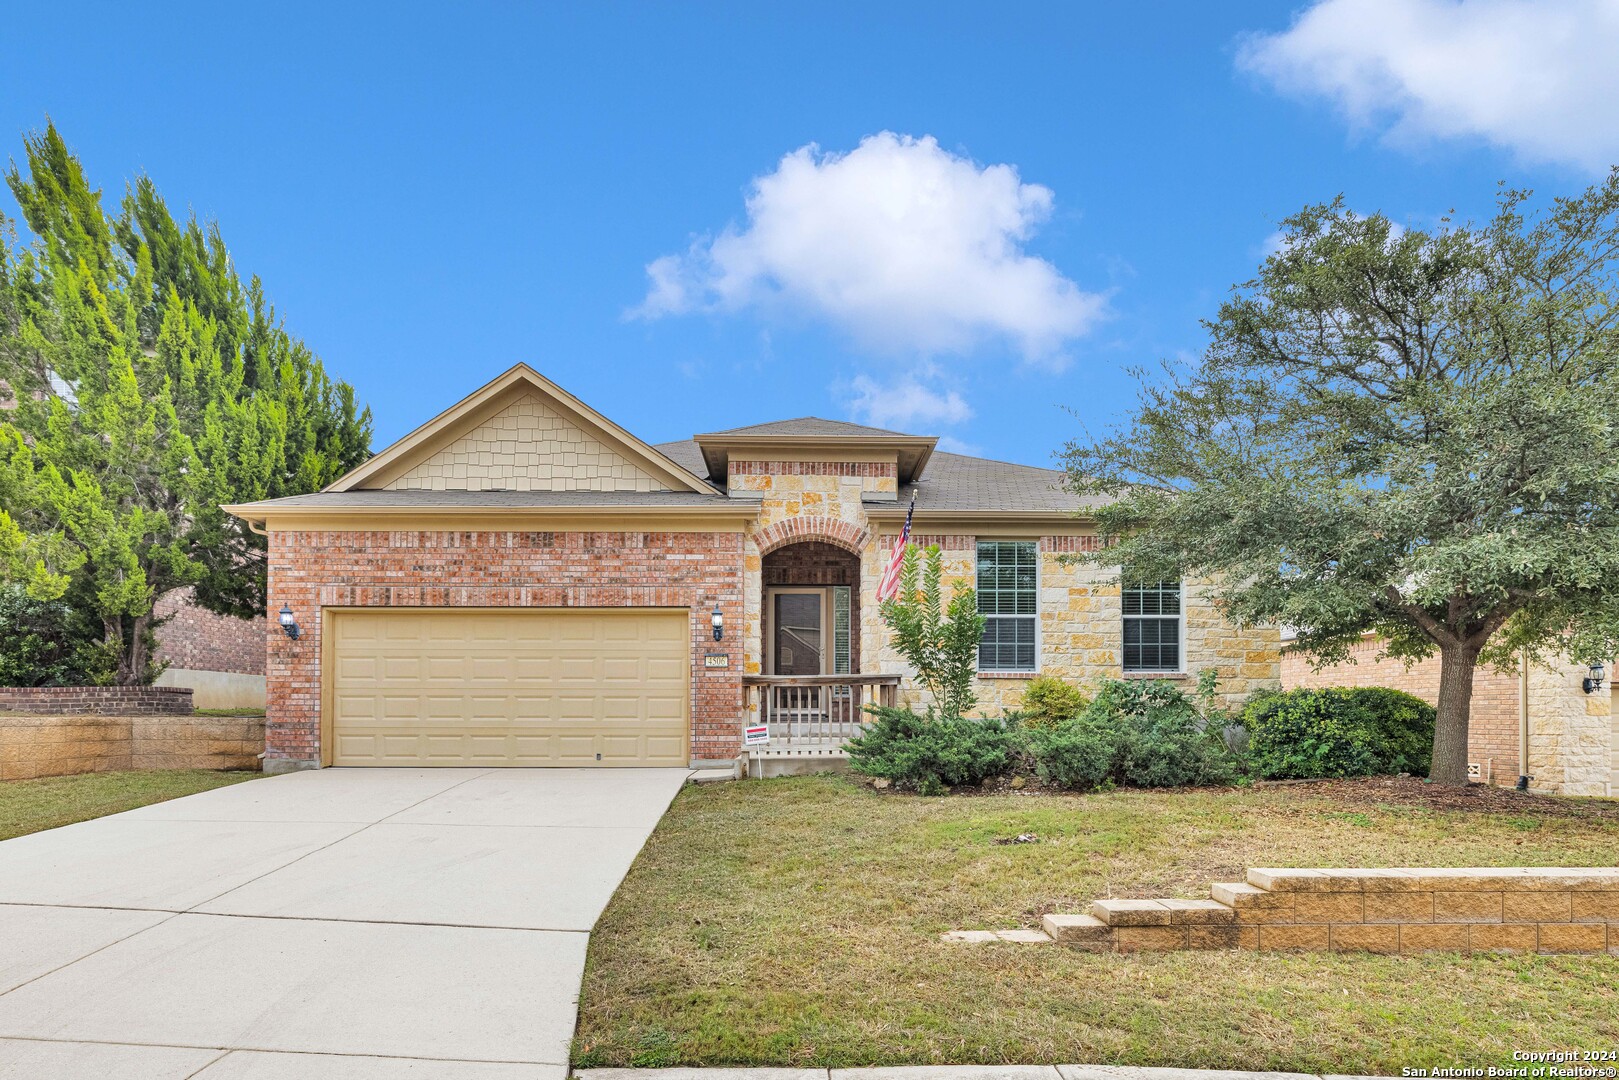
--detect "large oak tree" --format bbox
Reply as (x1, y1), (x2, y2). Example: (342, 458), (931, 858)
(1063, 175), (1619, 785)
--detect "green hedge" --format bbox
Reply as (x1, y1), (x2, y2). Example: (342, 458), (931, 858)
(845, 707), (1019, 795)
(1241, 687), (1434, 779)
(1025, 678), (1243, 790)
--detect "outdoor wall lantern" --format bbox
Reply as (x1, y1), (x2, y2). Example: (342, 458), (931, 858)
(278, 604), (301, 641)
(711, 604), (724, 642)
(1582, 660), (1605, 695)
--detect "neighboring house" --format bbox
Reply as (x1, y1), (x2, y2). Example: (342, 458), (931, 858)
(1281, 631), (1615, 796)
(225, 365), (1279, 775)
(153, 589), (267, 710)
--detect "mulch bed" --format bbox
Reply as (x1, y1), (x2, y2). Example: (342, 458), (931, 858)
(1302, 774), (1619, 817)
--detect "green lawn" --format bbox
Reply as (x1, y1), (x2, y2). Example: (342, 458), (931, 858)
(575, 775), (1619, 1074)
(0, 769), (259, 841)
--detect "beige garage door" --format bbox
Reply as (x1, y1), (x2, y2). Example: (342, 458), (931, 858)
(327, 609), (689, 767)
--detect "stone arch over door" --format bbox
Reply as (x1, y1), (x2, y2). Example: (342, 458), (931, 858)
(754, 516), (870, 558)
(761, 541), (863, 675)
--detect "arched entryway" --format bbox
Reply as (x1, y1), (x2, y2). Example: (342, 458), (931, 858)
(761, 541), (861, 677)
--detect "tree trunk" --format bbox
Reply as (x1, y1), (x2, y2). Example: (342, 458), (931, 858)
(110, 613), (151, 687)
(1430, 642), (1479, 785)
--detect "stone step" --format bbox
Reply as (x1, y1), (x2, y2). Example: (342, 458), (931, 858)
(1041, 913), (1112, 944)
(1156, 898), (1238, 925)
(1089, 898), (1172, 926)
(1211, 881), (1290, 910)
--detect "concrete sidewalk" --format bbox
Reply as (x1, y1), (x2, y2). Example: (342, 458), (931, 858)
(0, 767), (691, 1079)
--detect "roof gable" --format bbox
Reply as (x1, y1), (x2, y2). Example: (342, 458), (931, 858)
(326, 365), (716, 494)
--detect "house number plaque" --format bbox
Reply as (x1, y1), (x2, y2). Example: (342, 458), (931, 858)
(703, 653), (730, 669)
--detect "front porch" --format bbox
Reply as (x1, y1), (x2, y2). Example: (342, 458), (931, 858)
(740, 673), (901, 776)
(742, 537), (897, 775)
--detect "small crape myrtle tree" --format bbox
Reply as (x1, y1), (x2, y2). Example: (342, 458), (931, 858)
(1062, 175), (1619, 785)
(877, 543), (986, 721)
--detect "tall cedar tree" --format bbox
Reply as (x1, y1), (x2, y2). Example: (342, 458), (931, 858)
(0, 123), (371, 683)
(1063, 175), (1619, 785)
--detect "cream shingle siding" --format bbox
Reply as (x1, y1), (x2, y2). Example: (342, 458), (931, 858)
(385, 392), (674, 493)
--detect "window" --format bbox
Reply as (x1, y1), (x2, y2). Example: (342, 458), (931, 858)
(977, 541), (1037, 671)
(1122, 580), (1182, 672)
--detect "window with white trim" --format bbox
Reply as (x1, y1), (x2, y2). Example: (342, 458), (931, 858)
(1122, 580), (1182, 672)
(977, 540), (1037, 671)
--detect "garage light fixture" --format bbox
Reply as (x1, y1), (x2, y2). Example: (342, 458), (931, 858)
(1582, 660), (1604, 694)
(278, 603), (301, 641)
(711, 604), (724, 642)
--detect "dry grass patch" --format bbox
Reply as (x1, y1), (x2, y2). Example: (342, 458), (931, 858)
(0, 769), (258, 840)
(576, 775), (1619, 1072)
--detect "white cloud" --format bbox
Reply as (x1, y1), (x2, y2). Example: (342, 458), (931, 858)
(1237, 0), (1619, 171)
(936, 435), (984, 456)
(632, 132), (1106, 366)
(844, 374), (972, 433)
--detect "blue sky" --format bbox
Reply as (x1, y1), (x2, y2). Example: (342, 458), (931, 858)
(3, 1), (1612, 465)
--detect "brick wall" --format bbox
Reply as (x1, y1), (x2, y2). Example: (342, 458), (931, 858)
(265, 528), (746, 767)
(154, 588), (266, 676)
(729, 459), (897, 479)
(1281, 636), (1523, 783)
(0, 686), (194, 715)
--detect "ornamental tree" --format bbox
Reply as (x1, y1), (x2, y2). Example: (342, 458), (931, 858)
(0, 123), (371, 683)
(1062, 174), (1619, 785)
(878, 544), (986, 720)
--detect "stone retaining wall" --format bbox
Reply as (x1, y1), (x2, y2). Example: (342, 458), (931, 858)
(0, 713), (262, 780)
(1037, 867), (1619, 955)
(0, 686), (194, 715)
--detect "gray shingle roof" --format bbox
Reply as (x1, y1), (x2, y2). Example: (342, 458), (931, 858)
(654, 440), (1101, 514)
(653, 439), (709, 476)
(888, 451), (1102, 513)
(698, 416), (917, 438)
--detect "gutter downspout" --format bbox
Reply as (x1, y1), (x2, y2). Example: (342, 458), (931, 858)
(1516, 649), (1532, 791)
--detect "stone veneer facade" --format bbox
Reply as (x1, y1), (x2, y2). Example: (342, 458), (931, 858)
(1283, 636), (1615, 795)
(732, 457), (1279, 726)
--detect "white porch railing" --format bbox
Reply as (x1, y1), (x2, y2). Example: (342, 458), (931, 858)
(742, 674), (901, 752)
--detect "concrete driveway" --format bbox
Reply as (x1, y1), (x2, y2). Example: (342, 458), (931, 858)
(0, 767), (690, 1079)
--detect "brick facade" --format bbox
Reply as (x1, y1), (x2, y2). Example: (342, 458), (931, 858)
(0, 685), (194, 715)
(265, 528), (745, 768)
(1282, 635), (1616, 794)
(154, 588), (266, 676)
(728, 459), (897, 479)
(1281, 637), (1524, 784)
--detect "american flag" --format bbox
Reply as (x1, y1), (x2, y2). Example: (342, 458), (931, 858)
(875, 493), (916, 602)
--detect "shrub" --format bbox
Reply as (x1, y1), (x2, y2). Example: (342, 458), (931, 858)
(846, 706), (1019, 795)
(1017, 676), (1089, 729)
(1024, 720), (1116, 789)
(1241, 687), (1435, 779)
(1025, 678), (1243, 790)
(0, 585), (114, 687)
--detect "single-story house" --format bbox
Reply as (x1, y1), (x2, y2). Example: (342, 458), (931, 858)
(226, 364), (1280, 775)
(1282, 632), (1617, 796)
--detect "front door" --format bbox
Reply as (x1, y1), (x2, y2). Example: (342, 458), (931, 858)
(768, 588), (826, 675)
